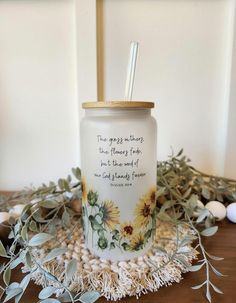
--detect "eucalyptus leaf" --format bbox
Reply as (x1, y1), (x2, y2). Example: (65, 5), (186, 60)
(28, 233), (53, 247)
(15, 274), (31, 303)
(201, 226), (218, 237)
(209, 263), (226, 277)
(10, 256), (23, 269)
(25, 252), (33, 268)
(43, 247), (68, 264)
(0, 240), (7, 257)
(5, 282), (20, 295)
(191, 281), (206, 290)
(183, 187), (192, 199)
(205, 251), (224, 261)
(196, 208), (209, 224)
(72, 167), (81, 180)
(188, 263), (205, 272)
(62, 209), (70, 228)
(44, 271), (59, 283)
(66, 259), (77, 281)
(29, 221), (38, 232)
(58, 292), (74, 303)
(21, 204), (32, 216)
(202, 187), (211, 200)
(40, 299), (61, 303)
(63, 180), (71, 192)
(39, 200), (59, 209)
(206, 284), (212, 303)
(79, 291), (100, 303)
(38, 286), (57, 300)
(3, 287), (22, 303)
(21, 225), (28, 241)
(58, 179), (64, 190)
(3, 267), (11, 286)
(210, 282), (223, 294)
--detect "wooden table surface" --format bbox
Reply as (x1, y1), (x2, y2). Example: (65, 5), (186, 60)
(1, 219), (236, 303)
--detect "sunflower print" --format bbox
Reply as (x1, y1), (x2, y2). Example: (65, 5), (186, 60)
(120, 222), (135, 238)
(130, 232), (145, 251)
(134, 198), (152, 227)
(147, 186), (157, 210)
(100, 200), (120, 231)
(81, 176), (87, 204)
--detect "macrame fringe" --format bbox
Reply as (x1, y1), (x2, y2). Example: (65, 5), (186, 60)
(22, 220), (198, 301)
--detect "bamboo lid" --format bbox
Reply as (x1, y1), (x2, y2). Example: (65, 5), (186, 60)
(82, 101), (155, 109)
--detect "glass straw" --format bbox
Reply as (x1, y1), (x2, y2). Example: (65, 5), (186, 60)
(124, 41), (139, 101)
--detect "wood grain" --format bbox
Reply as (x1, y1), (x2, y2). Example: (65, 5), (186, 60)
(82, 101), (154, 109)
(1, 218), (235, 302)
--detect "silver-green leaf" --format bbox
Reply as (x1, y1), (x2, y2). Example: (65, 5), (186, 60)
(28, 233), (53, 247)
(66, 259), (77, 281)
(3, 267), (11, 286)
(201, 226), (218, 237)
(79, 291), (101, 303)
(191, 281), (206, 290)
(43, 247), (68, 264)
(188, 263), (205, 272)
(40, 299), (61, 303)
(15, 274), (31, 303)
(38, 286), (57, 300)
(39, 200), (59, 209)
(0, 240), (7, 257)
(196, 208), (209, 223)
(3, 287), (22, 303)
(210, 282), (223, 294)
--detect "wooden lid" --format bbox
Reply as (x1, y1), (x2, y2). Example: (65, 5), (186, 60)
(82, 101), (155, 109)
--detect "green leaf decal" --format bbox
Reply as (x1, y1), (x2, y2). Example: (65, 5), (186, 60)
(88, 215), (103, 231)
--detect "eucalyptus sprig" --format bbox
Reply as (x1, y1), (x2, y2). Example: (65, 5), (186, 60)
(0, 150), (235, 303)
(156, 149), (234, 302)
(0, 168), (100, 303)
(157, 148), (236, 204)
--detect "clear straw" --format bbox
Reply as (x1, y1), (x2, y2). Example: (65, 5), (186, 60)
(124, 41), (139, 101)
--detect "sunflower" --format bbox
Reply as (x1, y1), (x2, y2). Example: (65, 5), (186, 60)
(146, 186), (157, 210)
(100, 200), (120, 230)
(81, 176), (87, 204)
(134, 198), (152, 227)
(120, 222), (135, 238)
(130, 232), (145, 251)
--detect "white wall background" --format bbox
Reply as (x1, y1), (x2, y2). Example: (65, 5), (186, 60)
(102, 0), (235, 176)
(0, 0), (236, 190)
(0, 0), (79, 190)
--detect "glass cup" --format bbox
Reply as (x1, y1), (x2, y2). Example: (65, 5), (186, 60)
(80, 101), (157, 261)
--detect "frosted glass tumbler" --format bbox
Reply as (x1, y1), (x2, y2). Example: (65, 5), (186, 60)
(80, 101), (157, 261)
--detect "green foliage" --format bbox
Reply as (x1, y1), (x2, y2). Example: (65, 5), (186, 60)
(0, 169), (100, 303)
(0, 151), (234, 302)
(156, 149), (231, 302)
